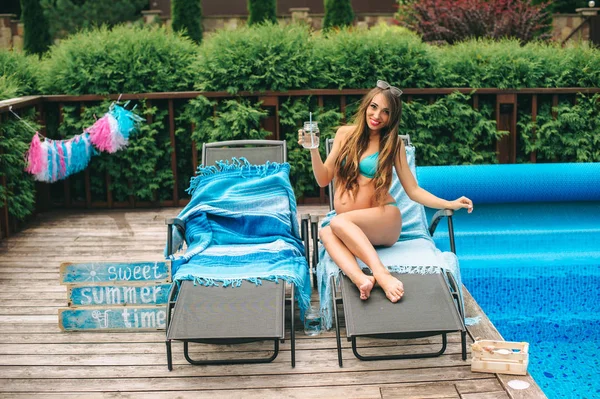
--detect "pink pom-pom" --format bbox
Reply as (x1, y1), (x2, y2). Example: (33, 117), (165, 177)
(24, 133), (47, 175)
(88, 114), (117, 153)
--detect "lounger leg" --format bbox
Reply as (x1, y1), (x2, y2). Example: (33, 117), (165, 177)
(352, 333), (448, 361)
(182, 340), (280, 365)
(331, 275), (343, 367)
(461, 330), (467, 360)
(290, 284), (296, 368)
(166, 340), (173, 371)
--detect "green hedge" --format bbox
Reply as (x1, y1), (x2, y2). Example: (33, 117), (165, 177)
(518, 93), (600, 163)
(0, 112), (37, 221)
(435, 39), (600, 88)
(313, 25), (437, 89)
(194, 23), (316, 92)
(39, 25), (199, 94)
(0, 50), (39, 100)
(2, 23), (600, 221)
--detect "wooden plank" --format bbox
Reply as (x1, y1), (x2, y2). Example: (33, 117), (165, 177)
(0, 386), (381, 399)
(0, 366), (490, 392)
(454, 378), (504, 394)
(0, 338), (469, 356)
(381, 383), (459, 398)
(461, 393), (509, 399)
(0, 332), (162, 343)
(377, 378), (505, 398)
(59, 261), (170, 285)
(58, 305), (166, 331)
(0, 315), (56, 323)
(0, 329), (464, 344)
(0, 353), (471, 376)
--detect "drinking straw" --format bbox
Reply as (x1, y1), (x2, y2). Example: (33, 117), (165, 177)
(309, 112), (314, 147)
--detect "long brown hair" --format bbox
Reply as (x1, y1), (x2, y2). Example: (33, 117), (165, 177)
(334, 86), (403, 205)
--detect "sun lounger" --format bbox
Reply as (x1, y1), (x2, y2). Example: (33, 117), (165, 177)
(165, 140), (310, 369)
(313, 136), (467, 366)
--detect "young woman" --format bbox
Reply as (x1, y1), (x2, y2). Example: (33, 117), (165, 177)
(299, 80), (473, 303)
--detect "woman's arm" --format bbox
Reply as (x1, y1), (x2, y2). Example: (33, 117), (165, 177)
(299, 125), (351, 188)
(393, 140), (473, 212)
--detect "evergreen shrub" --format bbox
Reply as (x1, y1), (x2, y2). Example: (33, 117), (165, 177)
(194, 23), (316, 92)
(313, 24), (438, 89)
(248, 0), (277, 25)
(172, 0), (203, 43)
(518, 94), (600, 163)
(323, 0), (355, 30)
(40, 0), (147, 40)
(0, 50), (39, 100)
(39, 25), (199, 95)
(0, 112), (38, 220)
(21, 0), (52, 55)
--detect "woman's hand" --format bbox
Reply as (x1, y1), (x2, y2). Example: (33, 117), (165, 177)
(297, 129), (304, 147)
(449, 196), (474, 213)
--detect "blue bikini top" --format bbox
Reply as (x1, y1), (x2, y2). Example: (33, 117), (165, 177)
(359, 152), (379, 179)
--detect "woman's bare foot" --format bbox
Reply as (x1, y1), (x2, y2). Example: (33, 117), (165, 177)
(374, 273), (404, 302)
(354, 275), (375, 300)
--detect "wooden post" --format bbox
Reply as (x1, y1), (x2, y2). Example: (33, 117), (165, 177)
(58, 103), (71, 208)
(495, 94), (517, 164)
(168, 99), (179, 206)
(146, 100), (158, 206)
(191, 123), (198, 172)
(80, 102), (92, 208)
(0, 113), (9, 239)
(35, 102), (50, 212)
(318, 95), (325, 204)
(530, 95), (538, 163)
(258, 96), (279, 140)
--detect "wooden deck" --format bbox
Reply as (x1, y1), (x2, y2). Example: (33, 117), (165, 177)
(0, 207), (545, 398)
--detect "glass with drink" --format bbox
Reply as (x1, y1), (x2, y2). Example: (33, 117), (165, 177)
(301, 121), (320, 149)
(303, 305), (322, 336)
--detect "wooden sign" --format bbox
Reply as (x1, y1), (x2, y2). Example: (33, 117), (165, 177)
(59, 261), (172, 332)
(68, 283), (171, 306)
(60, 261), (170, 285)
(59, 306), (167, 331)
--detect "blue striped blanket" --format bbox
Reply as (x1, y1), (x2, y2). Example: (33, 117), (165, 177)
(167, 159), (311, 317)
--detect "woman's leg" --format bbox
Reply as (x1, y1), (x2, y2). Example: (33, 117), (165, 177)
(329, 206), (404, 302)
(320, 226), (375, 299)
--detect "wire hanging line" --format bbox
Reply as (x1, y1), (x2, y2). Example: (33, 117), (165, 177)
(8, 105), (43, 136)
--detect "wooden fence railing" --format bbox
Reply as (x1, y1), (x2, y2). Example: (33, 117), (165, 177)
(1, 87), (599, 239)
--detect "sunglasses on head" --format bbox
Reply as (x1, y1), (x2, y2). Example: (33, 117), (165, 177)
(376, 80), (403, 97)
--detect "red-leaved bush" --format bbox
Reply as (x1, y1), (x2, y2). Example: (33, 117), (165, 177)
(397, 0), (551, 44)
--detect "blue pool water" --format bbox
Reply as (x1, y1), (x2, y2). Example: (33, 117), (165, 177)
(463, 263), (600, 398)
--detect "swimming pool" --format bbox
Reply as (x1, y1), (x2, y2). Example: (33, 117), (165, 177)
(462, 263), (600, 398)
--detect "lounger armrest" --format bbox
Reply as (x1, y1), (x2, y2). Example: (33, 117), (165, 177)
(445, 270), (465, 322)
(310, 215), (320, 265)
(428, 209), (456, 254)
(165, 217), (186, 256)
(300, 214), (317, 288)
(300, 214), (310, 263)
